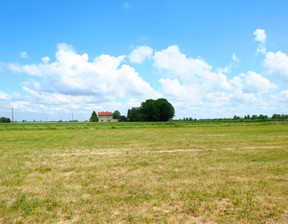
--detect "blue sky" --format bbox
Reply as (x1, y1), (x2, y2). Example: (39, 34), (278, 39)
(1, 0), (288, 121)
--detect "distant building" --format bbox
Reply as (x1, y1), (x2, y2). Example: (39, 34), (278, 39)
(98, 111), (118, 122)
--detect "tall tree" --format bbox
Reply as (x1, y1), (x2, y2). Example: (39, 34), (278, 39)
(127, 107), (144, 121)
(156, 98), (175, 121)
(141, 99), (159, 121)
(89, 111), (98, 122)
(113, 110), (121, 119)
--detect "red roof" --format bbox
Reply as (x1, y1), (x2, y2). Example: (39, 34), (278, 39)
(98, 111), (112, 116)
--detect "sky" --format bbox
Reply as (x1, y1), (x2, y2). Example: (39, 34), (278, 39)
(0, 0), (288, 121)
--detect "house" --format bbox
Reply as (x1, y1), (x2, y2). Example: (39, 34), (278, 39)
(98, 111), (118, 122)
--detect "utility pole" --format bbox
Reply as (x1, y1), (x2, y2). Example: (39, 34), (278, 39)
(12, 108), (14, 122)
(72, 113), (74, 121)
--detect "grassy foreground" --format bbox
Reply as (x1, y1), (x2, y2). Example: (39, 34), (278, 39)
(0, 121), (287, 223)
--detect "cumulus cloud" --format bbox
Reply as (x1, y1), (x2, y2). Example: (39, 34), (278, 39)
(3, 31), (287, 120)
(153, 44), (281, 117)
(4, 43), (162, 120)
(154, 45), (232, 92)
(242, 71), (276, 93)
(254, 29), (267, 54)
(254, 29), (266, 44)
(263, 51), (288, 82)
(129, 46), (153, 63)
(159, 78), (202, 102)
(154, 45), (211, 79)
(8, 43), (159, 99)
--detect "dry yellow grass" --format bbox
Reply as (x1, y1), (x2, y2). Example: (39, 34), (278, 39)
(0, 121), (287, 223)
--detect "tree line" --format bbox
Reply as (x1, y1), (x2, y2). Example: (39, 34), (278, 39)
(233, 114), (288, 121)
(179, 114), (288, 121)
(90, 98), (175, 122)
(0, 117), (11, 123)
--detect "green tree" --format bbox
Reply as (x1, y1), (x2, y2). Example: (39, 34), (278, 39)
(0, 117), (10, 123)
(156, 98), (175, 121)
(112, 110), (121, 119)
(127, 107), (144, 121)
(272, 114), (280, 120)
(127, 98), (175, 122)
(251, 114), (258, 120)
(233, 115), (240, 120)
(89, 111), (98, 122)
(119, 115), (127, 122)
(141, 99), (159, 121)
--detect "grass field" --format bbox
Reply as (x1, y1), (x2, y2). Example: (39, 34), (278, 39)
(0, 121), (287, 223)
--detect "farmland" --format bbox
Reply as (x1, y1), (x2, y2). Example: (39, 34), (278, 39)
(0, 121), (287, 223)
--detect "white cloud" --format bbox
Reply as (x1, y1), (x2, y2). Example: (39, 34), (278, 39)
(11, 101), (36, 113)
(263, 51), (288, 82)
(20, 51), (28, 59)
(216, 66), (230, 74)
(253, 29), (267, 54)
(125, 98), (141, 108)
(253, 29), (266, 44)
(3, 35), (287, 120)
(272, 90), (288, 102)
(42, 56), (50, 64)
(257, 45), (267, 54)
(159, 78), (202, 103)
(154, 45), (211, 80)
(153, 44), (280, 118)
(5, 43), (161, 120)
(129, 46), (153, 64)
(0, 90), (10, 100)
(8, 43), (159, 99)
(242, 71), (276, 93)
(232, 53), (240, 63)
(8, 63), (42, 76)
(154, 45), (232, 91)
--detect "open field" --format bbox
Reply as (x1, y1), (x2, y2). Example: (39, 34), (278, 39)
(0, 121), (287, 223)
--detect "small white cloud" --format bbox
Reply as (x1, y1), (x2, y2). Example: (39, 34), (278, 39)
(126, 98), (141, 108)
(42, 56), (50, 64)
(0, 90), (10, 100)
(272, 90), (288, 102)
(263, 51), (288, 82)
(232, 53), (240, 63)
(20, 51), (28, 59)
(129, 46), (153, 64)
(217, 66), (230, 74)
(253, 29), (266, 44)
(253, 29), (267, 54)
(256, 44), (267, 55)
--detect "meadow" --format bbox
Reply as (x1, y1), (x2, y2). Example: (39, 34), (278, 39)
(0, 121), (287, 223)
